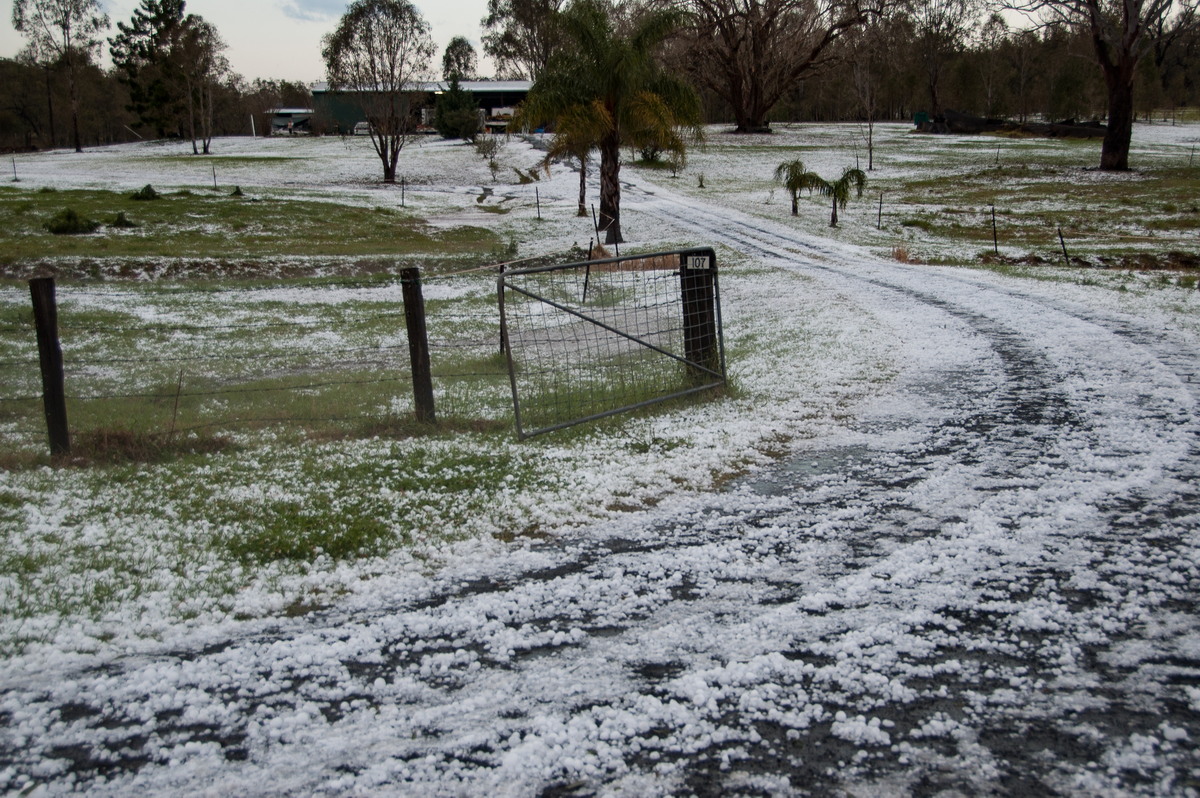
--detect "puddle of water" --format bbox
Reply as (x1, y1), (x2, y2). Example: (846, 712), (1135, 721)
(741, 445), (871, 496)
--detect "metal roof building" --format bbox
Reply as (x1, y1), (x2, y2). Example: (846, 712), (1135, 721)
(311, 81), (532, 134)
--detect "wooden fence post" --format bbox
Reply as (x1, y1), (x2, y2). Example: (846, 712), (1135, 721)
(401, 267), (436, 424)
(992, 205), (999, 255)
(29, 277), (70, 456)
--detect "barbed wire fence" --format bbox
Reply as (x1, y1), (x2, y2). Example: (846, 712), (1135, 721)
(1, 268), (513, 459)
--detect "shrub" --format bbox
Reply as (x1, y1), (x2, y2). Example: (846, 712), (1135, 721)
(475, 135), (502, 161)
(513, 167), (539, 184)
(638, 144), (664, 163)
(109, 211), (138, 228)
(230, 185), (244, 197)
(131, 184), (160, 201)
(44, 208), (100, 235)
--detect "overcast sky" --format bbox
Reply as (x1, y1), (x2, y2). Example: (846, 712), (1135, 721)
(0, 0), (492, 84)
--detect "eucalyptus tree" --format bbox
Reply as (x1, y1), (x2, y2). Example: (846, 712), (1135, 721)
(910, 0), (982, 118)
(109, 1), (228, 152)
(775, 160), (866, 226)
(322, 0), (436, 183)
(673, 0), (887, 133)
(11, 0), (109, 152)
(1007, 0), (1199, 169)
(846, 15), (901, 169)
(442, 35), (478, 80)
(177, 15), (228, 154)
(481, 0), (564, 79)
(518, 0), (701, 243)
(971, 12), (1010, 117)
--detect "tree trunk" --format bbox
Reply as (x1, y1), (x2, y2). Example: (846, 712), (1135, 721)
(1100, 65), (1135, 171)
(830, 196), (839, 227)
(67, 59), (82, 153)
(598, 134), (622, 244)
(200, 83), (212, 155)
(576, 156), (587, 217)
(867, 118), (874, 171)
(791, 194), (798, 215)
(44, 65), (56, 149)
(733, 104), (770, 133)
(729, 77), (771, 133)
(186, 82), (198, 155)
(928, 69), (942, 118)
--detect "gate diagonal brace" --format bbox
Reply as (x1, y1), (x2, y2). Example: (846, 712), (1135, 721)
(497, 247), (726, 439)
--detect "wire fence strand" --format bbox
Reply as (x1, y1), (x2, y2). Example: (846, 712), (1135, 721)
(1, 269), (513, 444)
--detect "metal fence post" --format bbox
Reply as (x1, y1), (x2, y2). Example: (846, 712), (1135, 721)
(29, 276), (70, 456)
(401, 267), (437, 424)
(679, 250), (721, 380)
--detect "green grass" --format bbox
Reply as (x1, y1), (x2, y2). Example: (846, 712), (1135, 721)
(0, 431), (562, 648)
(0, 186), (498, 262)
(880, 160), (1200, 264)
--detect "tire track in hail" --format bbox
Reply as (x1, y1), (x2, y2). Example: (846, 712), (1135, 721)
(632, 184), (1200, 794)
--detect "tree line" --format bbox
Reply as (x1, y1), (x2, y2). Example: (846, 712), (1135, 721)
(3, 0), (311, 152)
(5, 0), (1199, 171)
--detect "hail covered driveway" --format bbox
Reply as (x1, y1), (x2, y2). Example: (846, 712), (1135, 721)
(3, 186), (1200, 797)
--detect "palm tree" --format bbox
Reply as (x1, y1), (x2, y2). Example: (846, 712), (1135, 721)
(516, 0), (700, 243)
(774, 159), (826, 216)
(539, 101), (604, 217)
(823, 167), (867, 227)
(774, 161), (867, 227)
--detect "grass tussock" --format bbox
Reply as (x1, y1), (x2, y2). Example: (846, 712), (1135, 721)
(65, 428), (234, 466)
(44, 208), (100, 235)
(109, 211), (138, 228)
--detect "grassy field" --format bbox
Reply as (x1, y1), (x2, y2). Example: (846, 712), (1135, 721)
(0, 184), (498, 263)
(654, 121), (1200, 270)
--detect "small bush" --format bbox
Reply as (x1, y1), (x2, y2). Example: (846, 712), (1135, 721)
(44, 208), (100, 235)
(513, 167), (539, 184)
(892, 246), (915, 263)
(475, 136), (501, 161)
(639, 144), (664, 163)
(230, 185), (244, 197)
(109, 211), (138, 228)
(131, 184), (160, 201)
(37, 186), (57, 194)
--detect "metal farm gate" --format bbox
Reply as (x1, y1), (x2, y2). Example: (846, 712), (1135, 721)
(498, 247), (726, 439)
